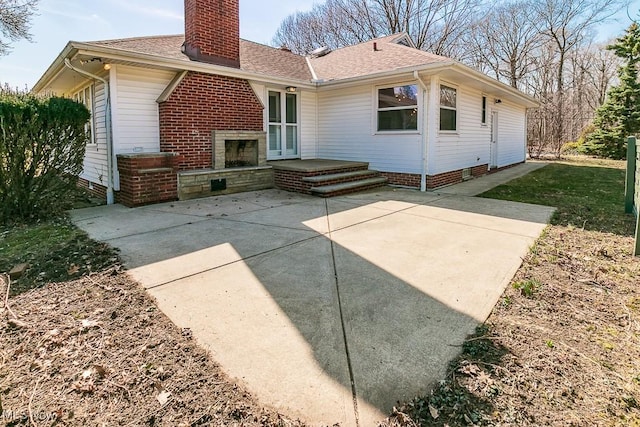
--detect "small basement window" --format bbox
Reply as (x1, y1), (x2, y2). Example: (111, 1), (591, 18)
(377, 84), (418, 131)
(439, 85), (457, 131)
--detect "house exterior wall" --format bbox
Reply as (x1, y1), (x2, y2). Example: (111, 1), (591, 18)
(79, 81), (109, 188)
(300, 90), (318, 159)
(494, 100), (527, 168)
(316, 83), (423, 174)
(158, 71), (264, 170)
(112, 65), (175, 155)
(430, 83), (492, 176)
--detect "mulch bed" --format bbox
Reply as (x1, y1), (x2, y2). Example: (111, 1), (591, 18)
(0, 268), (304, 426)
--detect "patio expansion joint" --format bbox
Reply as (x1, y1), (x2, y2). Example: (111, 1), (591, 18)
(397, 207), (553, 239)
(324, 199), (360, 427)
(144, 232), (327, 291)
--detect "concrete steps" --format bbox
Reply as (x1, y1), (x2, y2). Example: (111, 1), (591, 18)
(310, 176), (388, 197)
(270, 159), (388, 196)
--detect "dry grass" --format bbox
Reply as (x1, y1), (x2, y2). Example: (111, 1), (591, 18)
(0, 270), (304, 426)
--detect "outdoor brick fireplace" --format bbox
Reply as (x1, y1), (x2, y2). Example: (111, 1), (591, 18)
(177, 130), (273, 200)
(212, 130), (266, 170)
(225, 139), (258, 168)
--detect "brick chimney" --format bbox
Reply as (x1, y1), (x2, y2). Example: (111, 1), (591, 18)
(183, 0), (240, 68)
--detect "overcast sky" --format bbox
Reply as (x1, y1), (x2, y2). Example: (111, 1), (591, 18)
(0, 0), (638, 90)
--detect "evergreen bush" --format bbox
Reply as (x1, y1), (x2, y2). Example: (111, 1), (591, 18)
(0, 90), (90, 224)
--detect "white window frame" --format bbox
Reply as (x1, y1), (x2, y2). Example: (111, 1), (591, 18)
(439, 83), (458, 133)
(375, 83), (420, 134)
(73, 84), (96, 145)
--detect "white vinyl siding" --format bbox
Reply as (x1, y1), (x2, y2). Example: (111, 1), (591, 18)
(300, 90), (318, 159)
(112, 65), (175, 154)
(431, 85), (491, 175)
(317, 84), (422, 173)
(80, 81), (108, 186)
(495, 100), (526, 167)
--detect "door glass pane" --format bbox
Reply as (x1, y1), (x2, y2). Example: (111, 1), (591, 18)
(269, 125), (281, 153)
(286, 125), (297, 155)
(286, 93), (297, 124)
(269, 91), (281, 123)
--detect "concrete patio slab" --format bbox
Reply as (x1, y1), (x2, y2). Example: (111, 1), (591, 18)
(147, 237), (358, 425)
(71, 185), (555, 427)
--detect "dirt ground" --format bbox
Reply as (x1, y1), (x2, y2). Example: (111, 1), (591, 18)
(0, 268), (304, 426)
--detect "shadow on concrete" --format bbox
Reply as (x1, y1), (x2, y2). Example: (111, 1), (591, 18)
(71, 188), (554, 424)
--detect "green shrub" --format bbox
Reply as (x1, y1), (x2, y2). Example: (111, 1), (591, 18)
(0, 91), (90, 224)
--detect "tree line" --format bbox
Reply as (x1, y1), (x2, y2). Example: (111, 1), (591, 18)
(273, 0), (633, 158)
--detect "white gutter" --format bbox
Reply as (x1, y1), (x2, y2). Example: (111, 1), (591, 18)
(414, 71), (429, 192)
(63, 58), (115, 205)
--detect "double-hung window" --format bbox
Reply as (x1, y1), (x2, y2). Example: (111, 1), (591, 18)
(73, 84), (95, 144)
(439, 85), (457, 131)
(377, 84), (418, 131)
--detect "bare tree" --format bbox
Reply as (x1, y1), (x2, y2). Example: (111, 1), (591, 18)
(534, 0), (627, 155)
(272, 0), (480, 56)
(467, 0), (543, 90)
(0, 0), (38, 55)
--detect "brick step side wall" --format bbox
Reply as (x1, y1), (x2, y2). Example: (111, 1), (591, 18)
(379, 172), (421, 188)
(274, 165), (369, 194)
(116, 153), (178, 207)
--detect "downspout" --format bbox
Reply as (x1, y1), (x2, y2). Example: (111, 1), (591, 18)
(414, 71), (428, 192)
(63, 58), (115, 205)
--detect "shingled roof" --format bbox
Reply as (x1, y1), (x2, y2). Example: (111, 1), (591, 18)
(82, 32), (447, 83)
(308, 34), (451, 81)
(85, 35), (313, 81)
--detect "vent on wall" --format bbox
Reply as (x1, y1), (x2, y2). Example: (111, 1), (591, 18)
(211, 178), (227, 191)
(462, 168), (472, 181)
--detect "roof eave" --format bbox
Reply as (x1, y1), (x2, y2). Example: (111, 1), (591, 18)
(32, 42), (78, 93)
(315, 62), (456, 89)
(316, 61), (539, 108)
(448, 63), (540, 108)
(34, 41), (316, 92)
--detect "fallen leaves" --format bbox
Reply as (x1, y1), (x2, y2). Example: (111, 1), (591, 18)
(0, 270), (304, 426)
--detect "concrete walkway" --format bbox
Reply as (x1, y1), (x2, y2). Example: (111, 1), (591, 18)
(436, 162), (548, 196)
(70, 165), (553, 426)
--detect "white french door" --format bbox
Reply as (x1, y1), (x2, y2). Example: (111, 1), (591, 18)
(268, 90), (299, 159)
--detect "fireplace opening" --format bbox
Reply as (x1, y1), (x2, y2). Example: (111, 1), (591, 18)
(225, 139), (258, 168)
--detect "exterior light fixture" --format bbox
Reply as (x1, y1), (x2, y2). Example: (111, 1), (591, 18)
(103, 63), (112, 71)
(286, 86), (297, 93)
(494, 98), (502, 104)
